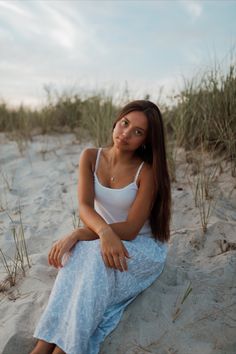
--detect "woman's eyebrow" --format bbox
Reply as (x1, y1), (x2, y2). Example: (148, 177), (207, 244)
(123, 116), (146, 131)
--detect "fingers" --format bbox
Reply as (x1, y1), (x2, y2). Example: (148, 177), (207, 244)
(48, 247), (55, 266)
(113, 255), (124, 272)
(101, 253), (110, 269)
(119, 256), (128, 271)
(107, 254), (116, 270)
(101, 252), (128, 272)
(48, 242), (63, 268)
(123, 245), (130, 259)
(48, 234), (77, 268)
(101, 253), (116, 270)
(54, 248), (62, 268)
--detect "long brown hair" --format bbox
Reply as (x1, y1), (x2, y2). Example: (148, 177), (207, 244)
(113, 100), (171, 242)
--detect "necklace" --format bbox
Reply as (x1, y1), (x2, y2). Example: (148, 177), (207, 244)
(108, 153), (116, 182)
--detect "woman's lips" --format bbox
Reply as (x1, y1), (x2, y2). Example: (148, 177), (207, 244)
(117, 137), (128, 144)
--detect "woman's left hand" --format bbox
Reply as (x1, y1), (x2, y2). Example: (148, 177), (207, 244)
(48, 233), (78, 268)
(99, 230), (130, 272)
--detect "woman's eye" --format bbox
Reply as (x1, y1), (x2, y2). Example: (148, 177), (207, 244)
(134, 129), (142, 136)
(121, 119), (128, 126)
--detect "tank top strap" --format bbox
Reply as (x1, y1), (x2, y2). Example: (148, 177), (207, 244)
(94, 148), (102, 173)
(134, 161), (145, 183)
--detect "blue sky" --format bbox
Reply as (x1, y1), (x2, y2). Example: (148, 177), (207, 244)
(0, 0), (235, 107)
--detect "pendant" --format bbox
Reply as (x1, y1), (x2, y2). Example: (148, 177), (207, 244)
(110, 176), (115, 182)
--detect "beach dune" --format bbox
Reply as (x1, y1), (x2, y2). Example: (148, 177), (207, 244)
(0, 133), (235, 354)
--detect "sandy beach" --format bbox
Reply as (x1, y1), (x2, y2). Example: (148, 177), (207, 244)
(0, 133), (235, 354)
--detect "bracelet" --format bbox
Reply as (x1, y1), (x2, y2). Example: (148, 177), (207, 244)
(98, 225), (110, 238)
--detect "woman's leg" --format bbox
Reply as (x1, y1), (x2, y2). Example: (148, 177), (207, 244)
(34, 240), (115, 354)
(52, 346), (66, 354)
(30, 339), (55, 354)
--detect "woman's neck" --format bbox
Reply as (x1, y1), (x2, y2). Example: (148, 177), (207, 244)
(106, 146), (136, 166)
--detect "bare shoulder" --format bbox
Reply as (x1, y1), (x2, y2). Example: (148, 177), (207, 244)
(138, 162), (154, 186)
(80, 148), (98, 162)
(80, 147), (98, 160)
(79, 148), (98, 171)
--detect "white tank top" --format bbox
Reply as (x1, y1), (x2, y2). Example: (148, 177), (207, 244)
(94, 148), (152, 236)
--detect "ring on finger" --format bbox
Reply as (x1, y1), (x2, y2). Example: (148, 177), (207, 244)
(119, 257), (126, 267)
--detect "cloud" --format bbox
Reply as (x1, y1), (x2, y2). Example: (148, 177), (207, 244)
(36, 2), (78, 50)
(180, 0), (203, 20)
(0, 0), (234, 108)
(0, 0), (31, 17)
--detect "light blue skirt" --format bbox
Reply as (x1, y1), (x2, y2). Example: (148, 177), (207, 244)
(34, 235), (168, 354)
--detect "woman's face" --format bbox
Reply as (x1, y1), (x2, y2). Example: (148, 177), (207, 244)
(113, 111), (148, 151)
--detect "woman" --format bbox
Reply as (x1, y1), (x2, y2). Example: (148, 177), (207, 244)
(31, 100), (171, 354)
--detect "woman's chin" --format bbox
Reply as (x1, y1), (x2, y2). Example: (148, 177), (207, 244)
(114, 138), (128, 147)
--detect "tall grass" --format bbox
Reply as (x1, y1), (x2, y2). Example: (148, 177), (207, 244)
(0, 207), (31, 290)
(0, 91), (119, 147)
(187, 146), (219, 235)
(80, 94), (118, 146)
(168, 62), (236, 175)
(0, 59), (235, 167)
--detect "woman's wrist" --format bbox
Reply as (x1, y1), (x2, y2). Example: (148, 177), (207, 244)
(70, 227), (99, 241)
(98, 225), (111, 238)
(70, 229), (81, 242)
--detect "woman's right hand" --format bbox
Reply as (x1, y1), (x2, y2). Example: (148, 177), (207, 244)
(48, 232), (78, 269)
(99, 229), (130, 272)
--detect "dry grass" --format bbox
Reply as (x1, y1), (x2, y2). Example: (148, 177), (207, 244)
(187, 146), (220, 235)
(0, 206), (31, 291)
(0, 57), (235, 167)
(168, 60), (236, 176)
(172, 281), (193, 322)
(0, 59), (234, 176)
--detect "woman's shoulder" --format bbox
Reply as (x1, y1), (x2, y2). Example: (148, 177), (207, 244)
(140, 160), (152, 173)
(80, 147), (99, 159)
(137, 161), (153, 186)
(79, 148), (100, 170)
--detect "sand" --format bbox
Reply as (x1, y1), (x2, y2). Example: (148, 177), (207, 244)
(0, 133), (235, 354)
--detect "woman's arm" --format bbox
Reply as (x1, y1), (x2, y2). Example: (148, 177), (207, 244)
(49, 148), (155, 271)
(48, 148), (128, 271)
(109, 164), (155, 239)
(78, 148), (155, 271)
(78, 148), (155, 241)
(78, 148), (111, 236)
(48, 227), (98, 268)
(48, 225), (130, 271)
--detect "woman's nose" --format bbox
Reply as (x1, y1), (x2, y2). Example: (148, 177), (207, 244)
(122, 128), (130, 138)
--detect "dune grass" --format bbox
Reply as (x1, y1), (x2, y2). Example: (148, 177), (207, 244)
(0, 92), (119, 147)
(0, 60), (235, 167)
(0, 59), (235, 183)
(0, 206), (30, 290)
(167, 62), (236, 176)
(187, 146), (220, 235)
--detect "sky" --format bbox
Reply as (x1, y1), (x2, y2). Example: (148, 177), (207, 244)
(0, 0), (235, 108)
